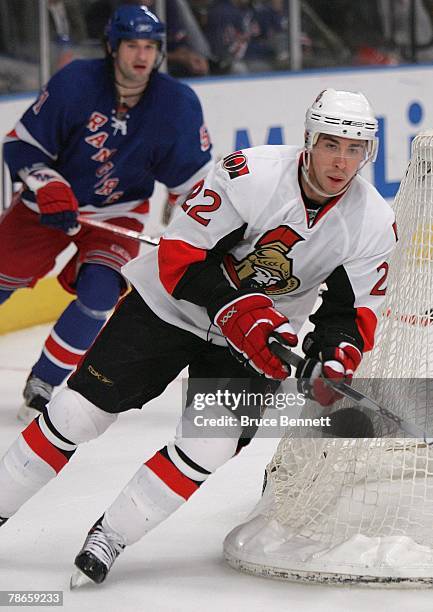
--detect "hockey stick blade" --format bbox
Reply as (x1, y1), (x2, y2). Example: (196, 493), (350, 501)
(269, 338), (433, 444)
(76, 215), (160, 246)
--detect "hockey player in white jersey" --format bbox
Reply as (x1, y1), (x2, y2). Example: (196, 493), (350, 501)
(0, 89), (397, 586)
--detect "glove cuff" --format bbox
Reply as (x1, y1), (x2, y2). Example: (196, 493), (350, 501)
(19, 165), (71, 193)
(214, 293), (273, 329)
(207, 288), (269, 322)
(302, 330), (362, 359)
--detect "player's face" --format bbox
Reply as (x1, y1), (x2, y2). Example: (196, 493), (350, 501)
(308, 135), (367, 199)
(114, 39), (159, 86)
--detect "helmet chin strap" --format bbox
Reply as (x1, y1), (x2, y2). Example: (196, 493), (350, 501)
(301, 150), (352, 199)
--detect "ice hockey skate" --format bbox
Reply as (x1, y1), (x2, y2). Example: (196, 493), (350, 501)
(17, 374), (53, 424)
(70, 517), (125, 589)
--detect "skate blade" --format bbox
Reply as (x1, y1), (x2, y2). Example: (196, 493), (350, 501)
(70, 567), (94, 590)
(17, 403), (41, 425)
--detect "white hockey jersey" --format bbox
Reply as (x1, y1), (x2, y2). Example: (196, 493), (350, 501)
(123, 145), (396, 352)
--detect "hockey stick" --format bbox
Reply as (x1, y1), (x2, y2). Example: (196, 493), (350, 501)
(76, 215), (160, 246)
(270, 339), (433, 444)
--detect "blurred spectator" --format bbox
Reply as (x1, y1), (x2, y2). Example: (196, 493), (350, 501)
(379, 0), (433, 62)
(204, 0), (250, 73)
(48, 1), (76, 69)
(0, 0), (39, 61)
(306, 0), (400, 65)
(84, 0), (113, 39)
(2, 0), (433, 96)
(204, 0), (323, 74)
(161, 0), (211, 76)
(243, 0), (289, 72)
(0, 0), (40, 92)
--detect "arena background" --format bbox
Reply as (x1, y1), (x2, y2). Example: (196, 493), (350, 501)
(1, 62), (432, 333)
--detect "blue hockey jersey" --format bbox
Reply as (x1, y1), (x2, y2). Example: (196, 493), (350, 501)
(4, 59), (212, 217)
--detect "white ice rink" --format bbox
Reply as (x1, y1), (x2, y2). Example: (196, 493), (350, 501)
(1, 325), (432, 612)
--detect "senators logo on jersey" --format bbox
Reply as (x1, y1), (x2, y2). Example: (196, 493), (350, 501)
(223, 226), (304, 295)
(222, 151), (250, 180)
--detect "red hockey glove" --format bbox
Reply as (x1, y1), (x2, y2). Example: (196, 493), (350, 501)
(37, 180), (79, 233)
(23, 167), (79, 233)
(296, 333), (362, 406)
(214, 293), (298, 379)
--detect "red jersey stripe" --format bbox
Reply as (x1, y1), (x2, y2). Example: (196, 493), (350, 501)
(356, 306), (377, 352)
(131, 199), (150, 214)
(146, 451), (199, 500)
(22, 420), (68, 474)
(158, 238), (206, 295)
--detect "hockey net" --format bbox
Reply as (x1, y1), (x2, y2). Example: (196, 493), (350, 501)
(223, 130), (433, 586)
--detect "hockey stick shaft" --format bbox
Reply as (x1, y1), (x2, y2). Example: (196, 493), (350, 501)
(270, 340), (432, 443)
(76, 215), (160, 246)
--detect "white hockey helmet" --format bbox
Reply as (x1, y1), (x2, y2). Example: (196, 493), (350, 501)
(305, 89), (378, 162)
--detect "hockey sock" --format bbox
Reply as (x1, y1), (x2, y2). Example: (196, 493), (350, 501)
(103, 444), (211, 545)
(0, 389), (116, 518)
(0, 289), (13, 305)
(0, 415), (76, 517)
(31, 265), (122, 386)
(102, 411), (244, 545)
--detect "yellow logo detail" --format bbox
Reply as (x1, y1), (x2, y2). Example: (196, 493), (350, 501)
(87, 365), (114, 386)
(230, 241), (300, 295)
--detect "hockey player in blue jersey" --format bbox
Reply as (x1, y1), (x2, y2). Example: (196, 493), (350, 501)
(0, 4), (212, 422)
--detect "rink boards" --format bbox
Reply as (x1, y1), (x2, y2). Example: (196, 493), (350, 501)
(2, 63), (433, 333)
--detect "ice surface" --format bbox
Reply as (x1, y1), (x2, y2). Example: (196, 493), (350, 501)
(0, 325), (432, 611)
